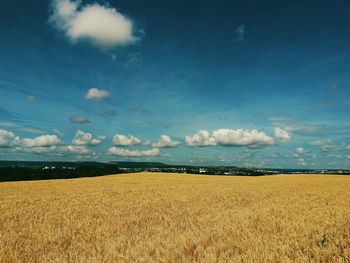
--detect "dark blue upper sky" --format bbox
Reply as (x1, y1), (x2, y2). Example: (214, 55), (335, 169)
(0, 0), (350, 168)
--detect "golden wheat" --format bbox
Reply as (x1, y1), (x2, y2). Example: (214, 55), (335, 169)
(0, 173), (349, 262)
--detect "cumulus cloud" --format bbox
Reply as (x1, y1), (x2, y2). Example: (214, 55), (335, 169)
(112, 134), (141, 147)
(0, 129), (95, 156)
(108, 147), (160, 157)
(213, 129), (275, 147)
(0, 129), (61, 149)
(185, 130), (217, 147)
(85, 88), (110, 101)
(0, 129), (20, 148)
(50, 0), (137, 49)
(21, 135), (62, 148)
(274, 127), (291, 143)
(151, 135), (180, 148)
(62, 145), (92, 155)
(72, 130), (103, 146)
(186, 129), (275, 148)
(70, 116), (90, 124)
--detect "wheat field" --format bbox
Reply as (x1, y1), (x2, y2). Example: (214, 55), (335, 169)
(0, 172), (349, 262)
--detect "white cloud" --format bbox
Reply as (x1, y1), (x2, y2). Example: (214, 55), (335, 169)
(0, 129), (20, 148)
(50, 0), (137, 49)
(186, 129), (275, 148)
(296, 147), (305, 154)
(151, 135), (180, 148)
(112, 134), (141, 147)
(213, 129), (275, 147)
(108, 147), (160, 157)
(0, 129), (95, 156)
(70, 116), (90, 124)
(62, 145), (92, 155)
(274, 127), (291, 143)
(72, 130), (103, 146)
(85, 88), (110, 101)
(21, 135), (62, 148)
(185, 130), (217, 147)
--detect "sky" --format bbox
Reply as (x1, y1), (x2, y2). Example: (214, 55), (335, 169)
(0, 0), (350, 169)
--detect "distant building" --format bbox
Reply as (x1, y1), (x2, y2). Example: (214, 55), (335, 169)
(199, 168), (207, 174)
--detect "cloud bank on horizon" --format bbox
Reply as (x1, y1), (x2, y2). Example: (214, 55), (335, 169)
(0, 0), (350, 168)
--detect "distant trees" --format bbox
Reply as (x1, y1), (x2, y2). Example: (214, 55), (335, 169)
(0, 165), (122, 182)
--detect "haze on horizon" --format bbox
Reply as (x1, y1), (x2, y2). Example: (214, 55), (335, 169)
(0, 0), (350, 169)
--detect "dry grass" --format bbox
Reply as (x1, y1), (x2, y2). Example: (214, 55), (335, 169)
(0, 172), (349, 262)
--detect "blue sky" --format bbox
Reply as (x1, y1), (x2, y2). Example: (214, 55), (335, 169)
(0, 0), (350, 168)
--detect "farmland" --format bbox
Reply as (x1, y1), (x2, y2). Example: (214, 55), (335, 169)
(0, 172), (349, 262)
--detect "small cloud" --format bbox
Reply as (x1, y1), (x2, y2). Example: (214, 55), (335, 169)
(72, 130), (103, 146)
(112, 134), (141, 147)
(296, 147), (305, 154)
(50, 0), (138, 49)
(297, 158), (307, 166)
(103, 109), (118, 116)
(70, 116), (90, 124)
(274, 127), (291, 143)
(53, 129), (64, 137)
(234, 24), (246, 42)
(85, 88), (110, 101)
(26, 95), (36, 102)
(108, 147), (160, 157)
(151, 135), (180, 148)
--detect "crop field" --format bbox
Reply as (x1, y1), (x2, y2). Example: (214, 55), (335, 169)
(0, 172), (349, 262)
